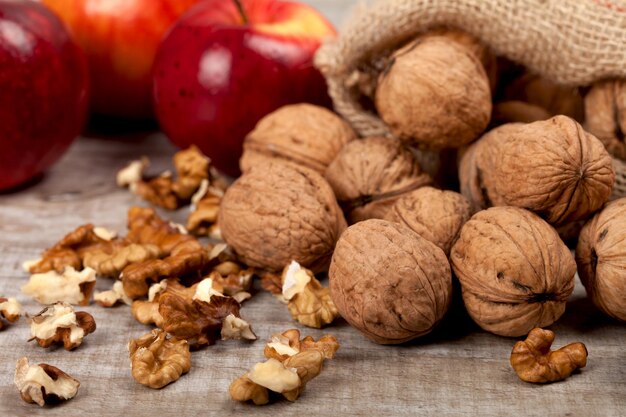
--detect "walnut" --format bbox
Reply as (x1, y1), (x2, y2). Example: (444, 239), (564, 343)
(384, 186), (472, 255)
(584, 80), (626, 160)
(26, 224), (126, 274)
(116, 157), (149, 187)
(260, 272), (283, 296)
(576, 198), (626, 321)
(221, 314), (257, 341)
(219, 161), (346, 273)
(22, 266), (96, 306)
(497, 72), (584, 124)
(84, 243), (161, 278)
(264, 329), (339, 362)
(14, 357), (80, 406)
(121, 238), (207, 299)
(29, 302), (96, 350)
(158, 291), (252, 347)
(510, 328), (588, 383)
(186, 182), (223, 236)
(458, 116), (615, 226)
(450, 207), (576, 337)
(94, 281), (133, 307)
(330, 219), (451, 344)
(325, 136), (432, 223)
(240, 104), (356, 174)
(128, 329), (191, 389)
(127, 146), (212, 210)
(281, 261), (338, 328)
(0, 297), (22, 330)
(230, 329), (338, 405)
(375, 34), (491, 149)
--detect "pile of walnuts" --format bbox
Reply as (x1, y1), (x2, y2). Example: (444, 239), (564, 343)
(8, 28), (626, 408)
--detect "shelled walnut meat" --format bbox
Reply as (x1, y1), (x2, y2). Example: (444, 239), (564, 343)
(220, 161), (346, 273)
(510, 328), (587, 383)
(459, 116), (615, 226)
(325, 136), (432, 223)
(128, 329), (191, 389)
(375, 32), (492, 149)
(230, 329), (339, 405)
(576, 198), (626, 321)
(15, 357), (80, 406)
(0, 297), (22, 330)
(29, 302), (96, 350)
(240, 103), (356, 174)
(330, 219), (452, 344)
(584, 79), (626, 159)
(281, 261), (338, 328)
(384, 186), (472, 255)
(22, 266), (96, 305)
(451, 207), (576, 337)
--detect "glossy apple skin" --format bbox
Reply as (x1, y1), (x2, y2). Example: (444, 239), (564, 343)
(153, 0), (335, 176)
(0, 1), (89, 191)
(42, 0), (200, 119)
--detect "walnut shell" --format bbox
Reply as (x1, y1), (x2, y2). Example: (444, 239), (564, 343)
(325, 136), (432, 223)
(576, 198), (626, 321)
(458, 116), (615, 226)
(240, 104), (356, 174)
(385, 187), (472, 255)
(375, 34), (491, 149)
(450, 207), (576, 337)
(219, 161), (346, 272)
(584, 80), (626, 160)
(329, 219), (452, 344)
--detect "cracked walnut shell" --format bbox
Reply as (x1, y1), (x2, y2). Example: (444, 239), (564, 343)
(385, 186), (472, 256)
(128, 329), (191, 389)
(330, 219), (452, 344)
(219, 161), (346, 273)
(459, 116), (615, 226)
(240, 104), (355, 174)
(576, 198), (626, 321)
(451, 207), (576, 337)
(15, 357), (80, 406)
(584, 79), (626, 160)
(29, 302), (96, 350)
(510, 328), (587, 383)
(325, 136), (432, 223)
(375, 34), (491, 149)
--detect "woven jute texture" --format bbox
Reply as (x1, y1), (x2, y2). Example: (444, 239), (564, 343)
(315, 0), (626, 197)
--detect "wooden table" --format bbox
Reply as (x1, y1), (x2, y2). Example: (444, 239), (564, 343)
(1, 2), (625, 416)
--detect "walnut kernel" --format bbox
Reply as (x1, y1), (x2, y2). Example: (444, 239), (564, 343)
(22, 266), (96, 306)
(14, 357), (80, 406)
(0, 297), (22, 330)
(29, 302), (96, 350)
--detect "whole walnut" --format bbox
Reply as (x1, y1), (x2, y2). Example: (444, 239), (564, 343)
(458, 116), (615, 226)
(496, 72), (584, 124)
(584, 80), (626, 160)
(325, 136), (432, 223)
(450, 207), (576, 337)
(240, 104), (356, 174)
(384, 186), (471, 256)
(219, 161), (346, 273)
(375, 34), (491, 149)
(576, 198), (626, 321)
(329, 219), (452, 344)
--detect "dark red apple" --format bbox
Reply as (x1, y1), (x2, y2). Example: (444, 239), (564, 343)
(0, 0), (89, 191)
(153, 0), (336, 176)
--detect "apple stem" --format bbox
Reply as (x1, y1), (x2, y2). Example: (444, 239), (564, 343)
(233, 0), (249, 24)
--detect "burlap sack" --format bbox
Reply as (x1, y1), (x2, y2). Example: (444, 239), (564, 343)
(314, 0), (626, 197)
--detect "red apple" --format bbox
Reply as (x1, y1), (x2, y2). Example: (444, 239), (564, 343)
(42, 0), (201, 119)
(0, 0), (89, 191)
(153, 0), (336, 176)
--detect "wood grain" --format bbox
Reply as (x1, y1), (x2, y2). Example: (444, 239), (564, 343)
(0, 2), (625, 416)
